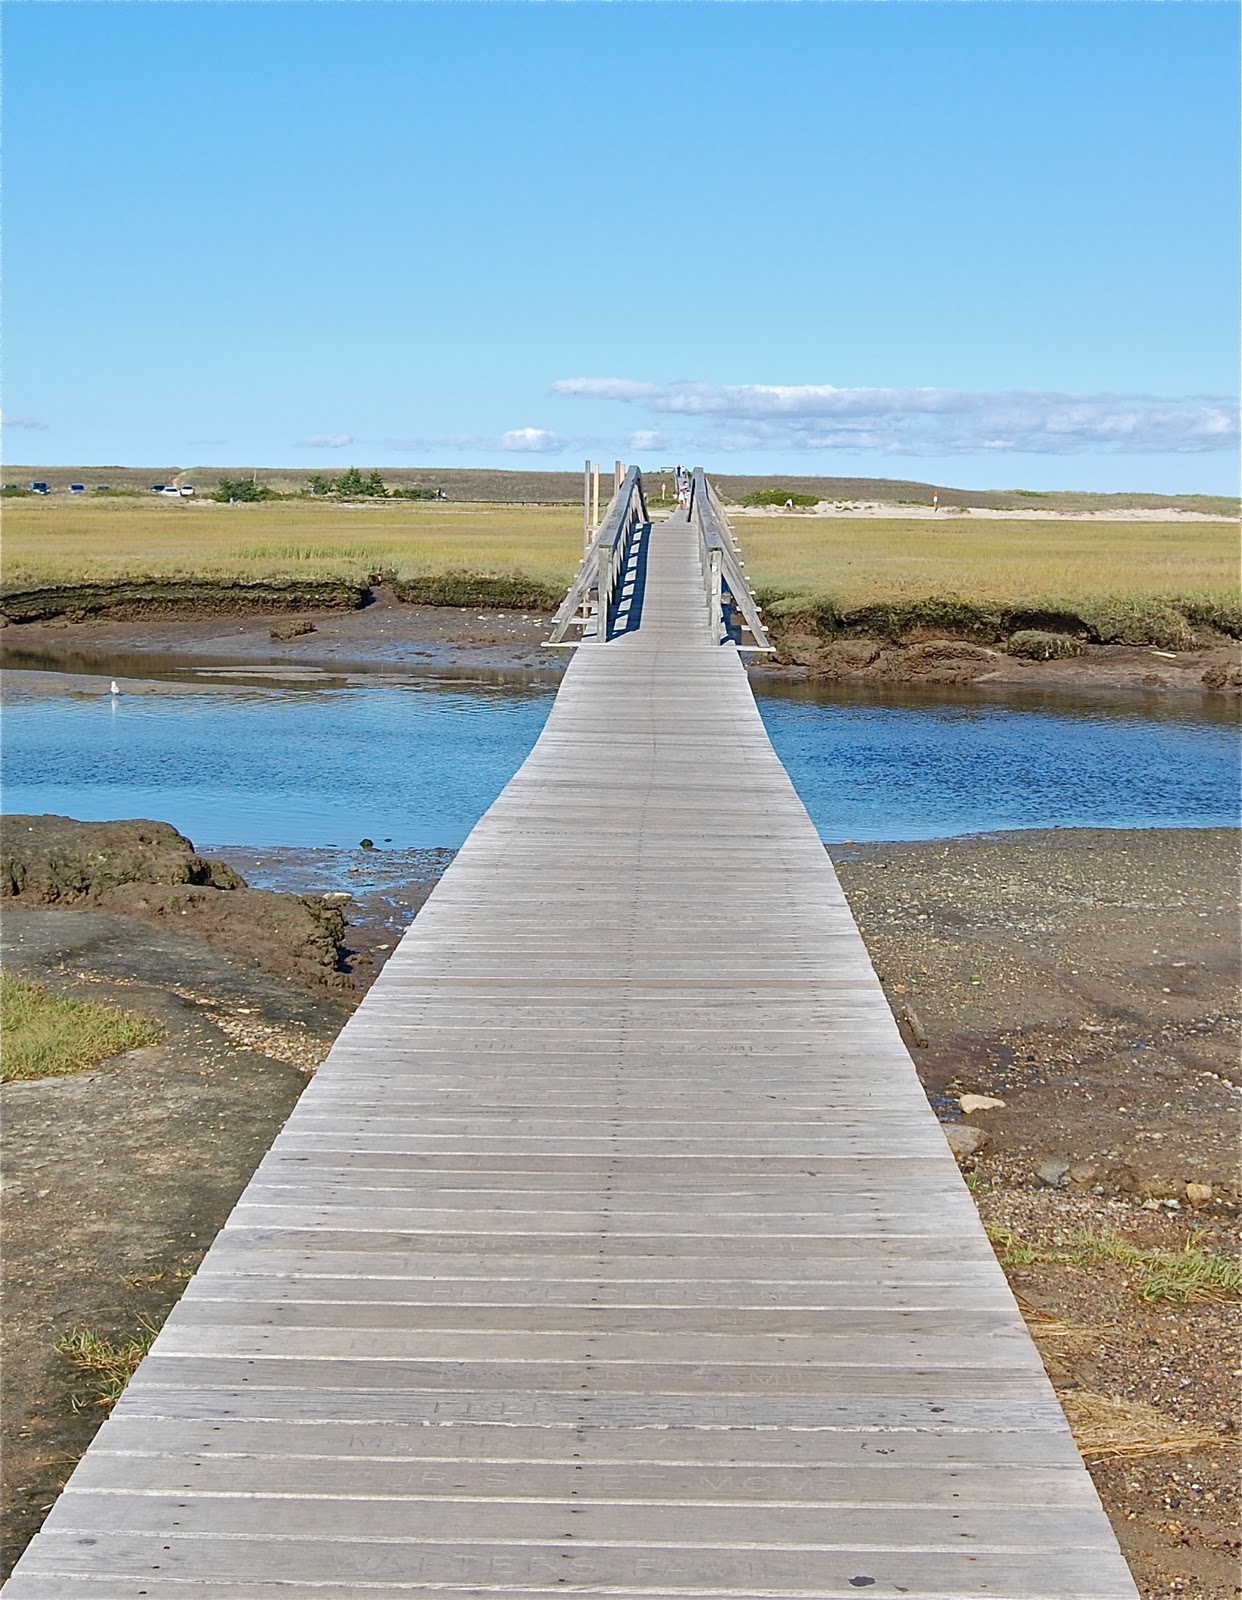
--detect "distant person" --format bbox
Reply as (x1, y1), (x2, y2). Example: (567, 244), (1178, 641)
(932, 491), (939, 513)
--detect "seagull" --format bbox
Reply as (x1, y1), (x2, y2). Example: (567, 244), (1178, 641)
(109, 680), (120, 696)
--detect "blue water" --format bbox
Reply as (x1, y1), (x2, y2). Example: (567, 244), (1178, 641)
(755, 683), (1241, 840)
(1, 674), (1237, 847)
(0, 680), (556, 849)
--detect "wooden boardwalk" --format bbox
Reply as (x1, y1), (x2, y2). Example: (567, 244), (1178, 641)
(4, 512), (1138, 1597)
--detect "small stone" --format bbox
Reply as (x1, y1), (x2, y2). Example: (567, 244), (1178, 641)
(269, 618), (316, 641)
(1185, 1182), (1213, 1209)
(322, 892), (352, 907)
(943, 1125), (988, 1160)
(1069, 1162), (1099, 1186)
(959, 1093), (1006, 1114)
(1036, 1160), (1070, 1188)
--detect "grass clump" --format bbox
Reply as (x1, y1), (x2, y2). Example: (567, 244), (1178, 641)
(1, 973), (162, 1082)
(1007, 629), (1088, 661)
(987, 1225), (1240, 1306)
(55, 1319), (159, 1410)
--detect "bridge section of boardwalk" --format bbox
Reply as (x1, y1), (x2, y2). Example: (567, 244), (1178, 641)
(4, 483), (1139, 1597)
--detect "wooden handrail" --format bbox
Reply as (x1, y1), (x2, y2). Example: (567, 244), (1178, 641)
(690, 468), (773, 651)
(547, 465), (648, 644)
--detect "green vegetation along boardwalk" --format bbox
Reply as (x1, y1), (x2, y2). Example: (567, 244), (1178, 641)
(3, 485), (1139, 1597)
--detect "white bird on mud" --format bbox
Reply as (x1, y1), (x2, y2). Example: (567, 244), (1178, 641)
(109, 680), (120, 696)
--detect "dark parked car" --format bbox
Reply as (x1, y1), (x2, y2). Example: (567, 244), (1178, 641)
(28, 481), (50, 494)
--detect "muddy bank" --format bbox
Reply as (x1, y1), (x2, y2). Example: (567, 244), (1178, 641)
(1, 598), (564, 680)
(4, 598), (1240, 698)
(774, 632), (1242, 697)
(1, 816), (348, 990)
(203, 843), (456, 987)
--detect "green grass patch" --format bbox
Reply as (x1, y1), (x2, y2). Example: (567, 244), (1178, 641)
(1, 973), (163, 1082)
(55, 1319), (159, 1410)
(987, 1225), (1241, 1305)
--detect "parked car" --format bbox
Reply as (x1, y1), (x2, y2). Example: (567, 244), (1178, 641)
(69, 483), (86, 494)
(28, 481), (50, 494)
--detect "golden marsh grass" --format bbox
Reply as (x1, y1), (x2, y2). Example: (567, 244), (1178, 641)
(1, 498), (584, 589)
(2, 497), (1237, 642)
(739, 515), (1239, 612)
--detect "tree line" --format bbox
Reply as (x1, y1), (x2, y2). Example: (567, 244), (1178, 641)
(212, 470), (443, 503)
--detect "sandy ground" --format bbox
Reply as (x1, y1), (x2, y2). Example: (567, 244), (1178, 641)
(730, 503), (1239, 522)
(2, 827), (1238, 1594)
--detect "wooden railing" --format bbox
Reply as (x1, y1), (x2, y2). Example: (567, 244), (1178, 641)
(547, 465), (648, 645)
(689, 468), (773, 650)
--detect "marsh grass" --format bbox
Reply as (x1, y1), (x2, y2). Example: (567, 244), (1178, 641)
(0, 973), (163, 1082)
(743, 515), (1239, 642)
(2, 498), (1237, 644)
(0, 498), (583, 590)
(55, 1319), (159, 1410)
(987, 1225), (1241, 1306)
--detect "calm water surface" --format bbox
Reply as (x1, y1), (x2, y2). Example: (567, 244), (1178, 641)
(2, 670), (1237, 847)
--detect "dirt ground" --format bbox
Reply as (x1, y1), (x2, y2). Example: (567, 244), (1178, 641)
(832, 828), (1241, 1599)
(2, 824), (1237, 1591)
(0, 907), (355, 1576)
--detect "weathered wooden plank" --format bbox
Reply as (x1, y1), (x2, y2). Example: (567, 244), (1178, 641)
(5, 1531), (1142, 1597)
(1, 511), (1136, 1598)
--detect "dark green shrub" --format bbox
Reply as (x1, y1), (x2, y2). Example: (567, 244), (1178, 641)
(741, 488), (819, 508)
(213, 477), (278, 503)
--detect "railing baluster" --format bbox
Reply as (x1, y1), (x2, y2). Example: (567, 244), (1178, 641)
(688, 468), (774, 652)
(547, 465), (648, 645)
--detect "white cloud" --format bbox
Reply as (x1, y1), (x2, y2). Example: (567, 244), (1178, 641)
(300, 432), (353, 449)
(552, 378), (1239, 456)
(1, 413), (47, 430)
(552, 378), (663, 403)
(499, 427), (563, 453)
(385, 428), (569, 455)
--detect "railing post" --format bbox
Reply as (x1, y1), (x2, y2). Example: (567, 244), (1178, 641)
(710, 548), (722, 643)
(583, 460), (592, 554)
(592, 464), (600, 533)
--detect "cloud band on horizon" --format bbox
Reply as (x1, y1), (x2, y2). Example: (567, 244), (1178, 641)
(550, 378), (1239, 456)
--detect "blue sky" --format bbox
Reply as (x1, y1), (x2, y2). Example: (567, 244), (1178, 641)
(4, 1), (1238, 493)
